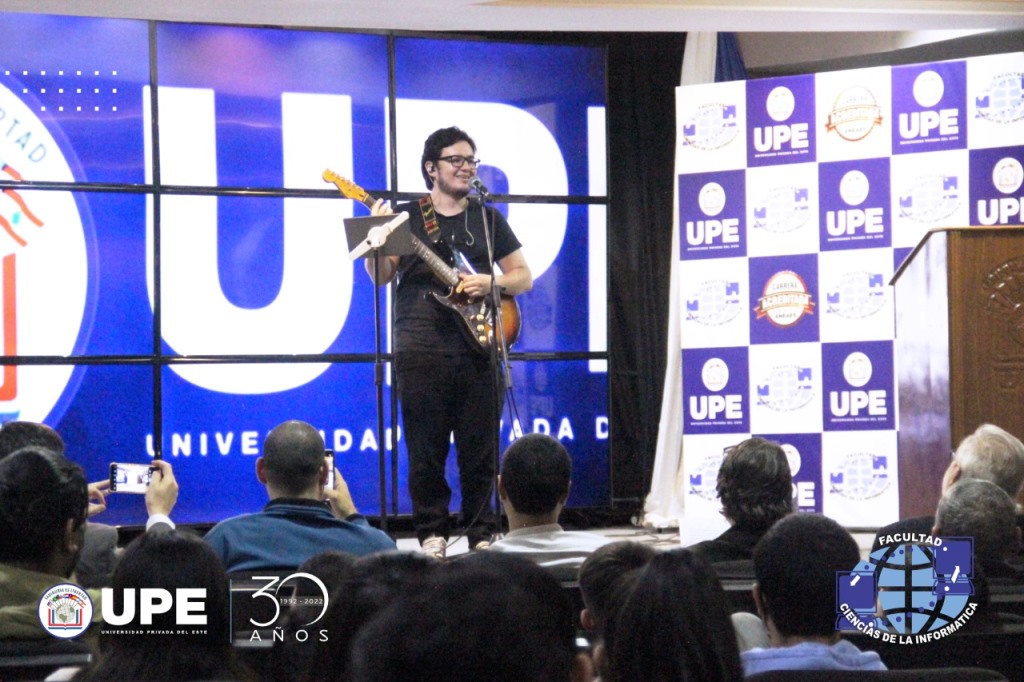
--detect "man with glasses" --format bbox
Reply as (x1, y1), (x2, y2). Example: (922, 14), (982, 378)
(367, 126), (533, 559)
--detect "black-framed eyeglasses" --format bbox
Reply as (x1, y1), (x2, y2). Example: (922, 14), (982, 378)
(437, 155), (481, 169)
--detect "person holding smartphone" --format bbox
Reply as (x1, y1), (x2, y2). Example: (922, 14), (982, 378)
(202, 419), (396, 573)
(0, 421), (178, 588)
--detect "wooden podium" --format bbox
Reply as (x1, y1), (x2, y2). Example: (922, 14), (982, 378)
(891, 226), (1024, 518)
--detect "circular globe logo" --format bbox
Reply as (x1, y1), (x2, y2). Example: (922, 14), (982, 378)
(871, 540), (975, 635)
(38, 583), (93, 639)
(838, 537), (977, 641)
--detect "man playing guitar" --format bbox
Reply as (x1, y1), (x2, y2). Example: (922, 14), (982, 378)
(365, 126), (532, 559)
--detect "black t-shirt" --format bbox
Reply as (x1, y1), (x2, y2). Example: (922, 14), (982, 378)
(392, 199), (522, 354)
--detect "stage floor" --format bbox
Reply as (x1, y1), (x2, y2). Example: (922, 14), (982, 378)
(396, 526), (878, 559)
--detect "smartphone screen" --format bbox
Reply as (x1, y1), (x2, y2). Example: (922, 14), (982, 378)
(325, 450), (335, 490)
(110, 462), (154, 493)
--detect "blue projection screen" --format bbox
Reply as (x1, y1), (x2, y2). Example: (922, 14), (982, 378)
(0, 14), (608, 525)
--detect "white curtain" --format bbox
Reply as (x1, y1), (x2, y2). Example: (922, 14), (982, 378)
(642, 32), (720, 529)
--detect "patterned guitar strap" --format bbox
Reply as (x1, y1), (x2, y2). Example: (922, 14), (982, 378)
(418, 196), (441, 242)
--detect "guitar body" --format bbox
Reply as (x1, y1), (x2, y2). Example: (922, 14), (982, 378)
(321, 169), (523, 353)
(425, 239), (522, 353)
(430, 289), (522, 354)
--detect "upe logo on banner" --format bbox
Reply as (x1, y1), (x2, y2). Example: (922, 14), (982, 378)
(38, 583), (93, 639)
(100, 587), (207, 626)
(977, 157), (1024, 226)
(898, 70), (959, 141)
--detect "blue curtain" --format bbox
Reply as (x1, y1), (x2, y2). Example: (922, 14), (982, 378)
(715, 32), (748, 82)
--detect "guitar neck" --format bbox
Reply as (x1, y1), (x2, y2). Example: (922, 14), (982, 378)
(362, 192), (459, 287)
(410, 237), (460, 287)
(323, 171), (460, 288)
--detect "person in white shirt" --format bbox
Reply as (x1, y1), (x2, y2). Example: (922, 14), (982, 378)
(488, 433), (610, 579)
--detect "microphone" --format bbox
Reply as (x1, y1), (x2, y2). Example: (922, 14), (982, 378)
(469, 176), (491, 198)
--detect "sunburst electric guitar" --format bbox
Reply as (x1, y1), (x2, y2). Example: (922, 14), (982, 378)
(323, 169), (522, 354)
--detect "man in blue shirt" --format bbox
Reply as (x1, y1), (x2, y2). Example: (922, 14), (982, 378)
(741, 514), (886, 676)
(203, 420), (395, 572)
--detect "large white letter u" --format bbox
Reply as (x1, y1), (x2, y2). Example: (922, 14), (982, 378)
(144, 87), (354, 394)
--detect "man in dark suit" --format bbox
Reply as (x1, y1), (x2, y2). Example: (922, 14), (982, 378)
(872, 423), (1024, 554)
(933, 479), (1022, 583)
(686, 437), (793, 565)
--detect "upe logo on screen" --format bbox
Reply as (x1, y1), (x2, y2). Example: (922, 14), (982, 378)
(37, 583), (93, 639)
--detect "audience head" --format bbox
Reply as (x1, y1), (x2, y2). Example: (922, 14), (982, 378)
(258, 420), (328, 498)
(421, 126), (476, 189)
(316, 550), (436, 682)
(603, 548), (743, 682)
(81, 530), (244, 681)
(934, 478), (1021, 561)
(948, 423), (1024, 498)
(348, 552), (589, 682)
(0, 446), (87, 576)
(295, 550), (358, 596)
(753, 513), (860, 640)
(717, 437), (793, 531)
(499, 433), (572, 517)
(0, 420), (65, 459)
(578, 540), (656, 634)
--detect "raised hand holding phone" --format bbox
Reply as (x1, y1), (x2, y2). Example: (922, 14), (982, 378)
(323, 454), (357, 519)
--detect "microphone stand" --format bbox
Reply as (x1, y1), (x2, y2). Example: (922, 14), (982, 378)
(474, 190), (512, 541)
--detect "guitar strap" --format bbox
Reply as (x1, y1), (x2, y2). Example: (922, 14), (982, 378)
(418, 196), (441, 242)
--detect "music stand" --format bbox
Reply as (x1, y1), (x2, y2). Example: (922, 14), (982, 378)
(344, 213), (412, 531)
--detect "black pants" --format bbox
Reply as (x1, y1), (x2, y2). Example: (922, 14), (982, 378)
(395, 352), (503, 547)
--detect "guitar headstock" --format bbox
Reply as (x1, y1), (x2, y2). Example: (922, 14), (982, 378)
(322, 169), (374, 208)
